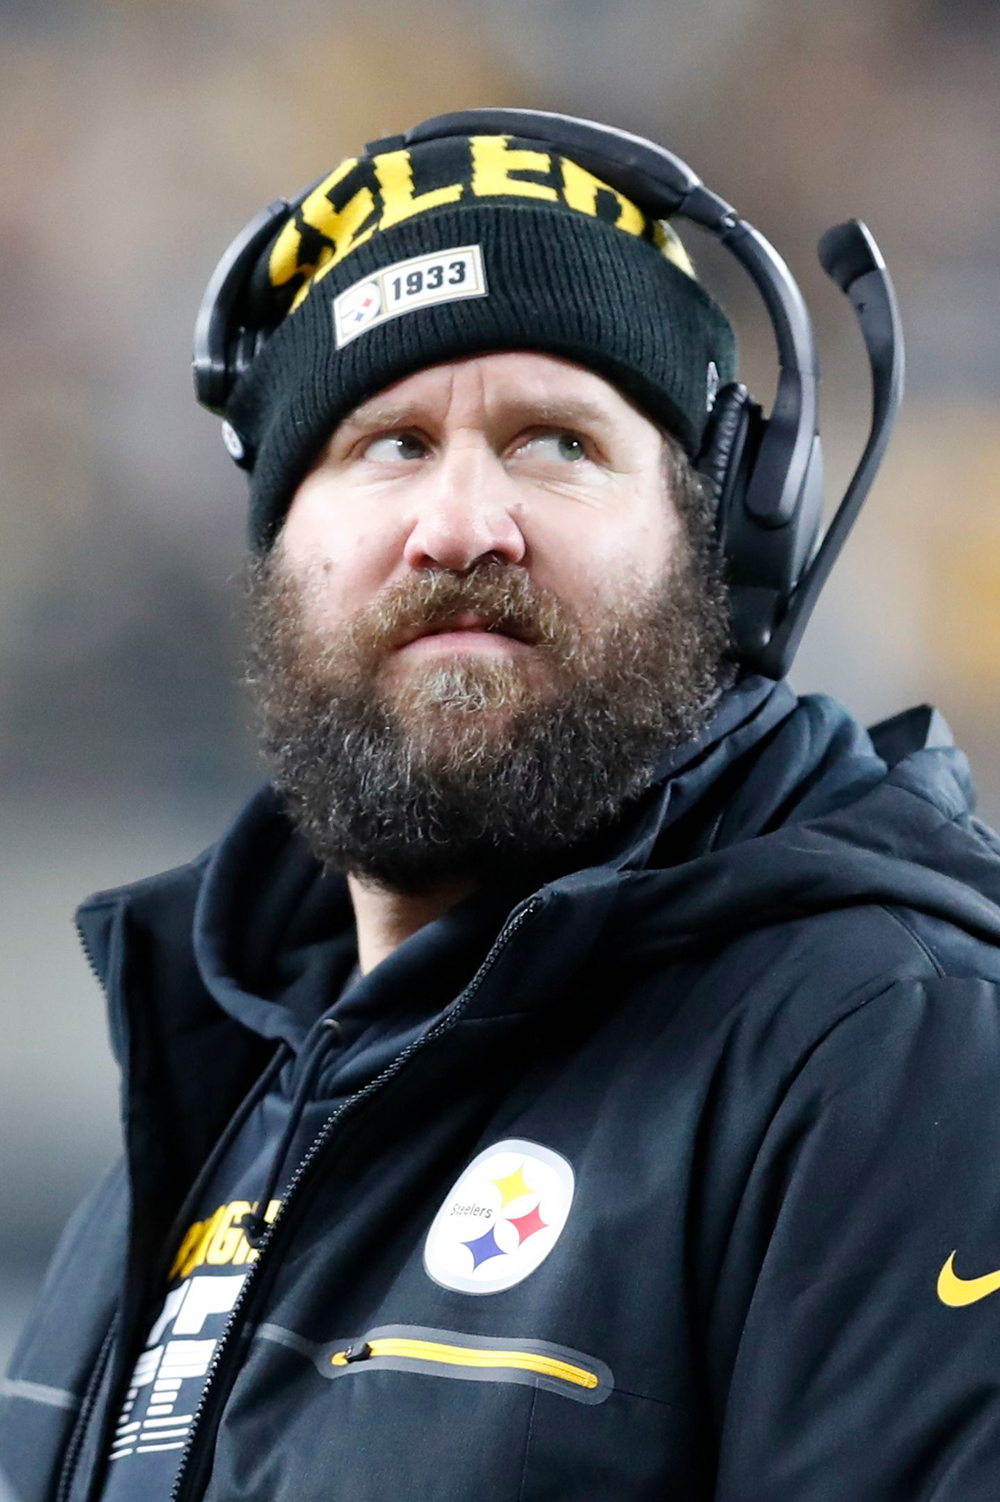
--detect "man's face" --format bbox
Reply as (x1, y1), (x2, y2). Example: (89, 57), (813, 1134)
(246, 351), (732, 892)
(280, 350), (681, 669)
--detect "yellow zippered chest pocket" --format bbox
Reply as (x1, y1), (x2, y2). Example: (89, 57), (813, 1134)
(321, 1325), (612, 1405)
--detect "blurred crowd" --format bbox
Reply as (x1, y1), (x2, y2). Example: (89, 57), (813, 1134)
(2, 0), (998, 1366)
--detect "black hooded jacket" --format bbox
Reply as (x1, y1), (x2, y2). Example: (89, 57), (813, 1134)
(5, 675), (1000, 1501)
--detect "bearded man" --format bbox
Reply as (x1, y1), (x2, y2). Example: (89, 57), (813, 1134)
(5, 115), (1000, 1502)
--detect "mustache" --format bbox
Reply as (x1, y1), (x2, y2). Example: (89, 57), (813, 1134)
(341, 562), (577, 664)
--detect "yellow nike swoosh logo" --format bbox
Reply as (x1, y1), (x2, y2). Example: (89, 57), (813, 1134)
(937, 1251), (1000, 1307)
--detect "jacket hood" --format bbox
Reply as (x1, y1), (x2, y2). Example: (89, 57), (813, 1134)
(76, 674), (1000, 1050)
(617, 689), (1000, 965)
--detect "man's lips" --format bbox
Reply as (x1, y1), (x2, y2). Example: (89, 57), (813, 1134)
(393, 611), (535, 654)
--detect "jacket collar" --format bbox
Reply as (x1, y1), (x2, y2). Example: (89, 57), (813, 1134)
(74, 674), (789, 1012)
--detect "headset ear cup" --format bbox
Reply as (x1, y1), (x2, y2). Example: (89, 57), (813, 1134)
(693, 382), (752, 527)
(694, 382), (775, 667)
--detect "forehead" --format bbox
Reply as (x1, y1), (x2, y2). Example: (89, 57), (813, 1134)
(334, 351), (657, 438)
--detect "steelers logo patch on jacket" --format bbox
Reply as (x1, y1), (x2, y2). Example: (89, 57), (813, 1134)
(423, 1139), (574, 1294)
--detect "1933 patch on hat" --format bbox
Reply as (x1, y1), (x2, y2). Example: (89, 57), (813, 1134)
(333, 245), (487, 348)
(423, 1139), (575, 1295)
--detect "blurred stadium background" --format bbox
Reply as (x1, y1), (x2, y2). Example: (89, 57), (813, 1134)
(2, 0), (999, 1369)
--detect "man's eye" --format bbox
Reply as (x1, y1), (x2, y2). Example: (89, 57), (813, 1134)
(363, 433), (427, 462)
(521, 432), (589, 463)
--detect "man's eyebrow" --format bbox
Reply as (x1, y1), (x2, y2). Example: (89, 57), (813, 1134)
(337, 396), (618, 438)
(335, 402), (428, 439)
(499, 398), (617, 434)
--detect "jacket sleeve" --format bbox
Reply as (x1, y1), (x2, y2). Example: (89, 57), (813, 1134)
(712, 976), (1000, 1501)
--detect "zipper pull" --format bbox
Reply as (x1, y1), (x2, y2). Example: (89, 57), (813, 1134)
(343, 1341), (372, 1364)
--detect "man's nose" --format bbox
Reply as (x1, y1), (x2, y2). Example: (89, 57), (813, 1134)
(401, 441), (527, 573)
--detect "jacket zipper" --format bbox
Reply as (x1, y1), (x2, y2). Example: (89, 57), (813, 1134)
(55, 1319), (118, 1502)
(167, 894), (543, 1502)
(331, 1337), (599, 1392)
(75, 917), (105, 992)
(55, 924), (117, 1502)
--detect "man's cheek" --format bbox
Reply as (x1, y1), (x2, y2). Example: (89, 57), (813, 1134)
(292, 559), (369, 637)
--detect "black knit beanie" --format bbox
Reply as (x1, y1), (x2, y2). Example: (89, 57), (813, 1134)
(221, 133), (737, 552)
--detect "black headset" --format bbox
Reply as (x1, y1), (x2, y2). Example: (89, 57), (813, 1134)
(194, 107), (904, 680)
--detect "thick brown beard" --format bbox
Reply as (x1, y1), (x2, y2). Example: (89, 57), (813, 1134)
(243, 477), (733, 893)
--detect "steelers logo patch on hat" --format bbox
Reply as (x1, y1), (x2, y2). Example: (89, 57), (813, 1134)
(334, 278), (383, 343)
(424, 1139), (575, 1295)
